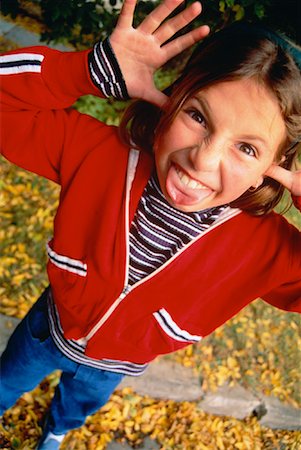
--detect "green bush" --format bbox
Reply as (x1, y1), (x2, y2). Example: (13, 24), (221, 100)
(1, 0), (160, 48)
(1, 0), (299, 47)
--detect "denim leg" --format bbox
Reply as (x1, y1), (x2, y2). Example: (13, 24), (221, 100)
(0, 287), (124, 435)
(48, 364), (124, 435)
(0, 288), (63, 414)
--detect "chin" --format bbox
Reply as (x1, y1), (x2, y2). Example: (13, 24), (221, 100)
(168, 200), (208, 213)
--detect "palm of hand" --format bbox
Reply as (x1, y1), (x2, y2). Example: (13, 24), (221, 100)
(110, 0), (209, 106)
(110, 30), (167, 104)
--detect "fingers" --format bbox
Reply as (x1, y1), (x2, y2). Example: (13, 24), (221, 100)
(117, 0), (137, 29)
(163, 24), (210, 59)
(153, 1), (203, 44)
(265, 164), (296, 193)
(139, 0), (192, 35)
(111, 0), (208, 107)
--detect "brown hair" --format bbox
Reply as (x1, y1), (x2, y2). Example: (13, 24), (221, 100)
(119, 23), (301, 215)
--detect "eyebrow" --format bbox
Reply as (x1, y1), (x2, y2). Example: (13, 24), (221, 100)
(192, 94), (271, 151)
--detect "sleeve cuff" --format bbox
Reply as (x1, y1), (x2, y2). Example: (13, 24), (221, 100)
(88, 37), (129, 101)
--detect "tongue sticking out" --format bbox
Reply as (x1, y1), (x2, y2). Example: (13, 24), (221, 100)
(165, 164), (213, 208)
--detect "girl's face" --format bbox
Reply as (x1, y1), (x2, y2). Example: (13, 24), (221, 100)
(154, 78), (287, 212)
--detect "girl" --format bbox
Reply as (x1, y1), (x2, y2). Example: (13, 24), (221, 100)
(1, 0), (300, 448)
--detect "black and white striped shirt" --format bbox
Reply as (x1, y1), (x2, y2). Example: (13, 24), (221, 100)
(128, 174), (226, 285)
(88, 37), (129, 100)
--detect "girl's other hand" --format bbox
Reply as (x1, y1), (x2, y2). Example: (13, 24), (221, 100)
(109, 0), (209, 107)
(265, 164), (301, 196)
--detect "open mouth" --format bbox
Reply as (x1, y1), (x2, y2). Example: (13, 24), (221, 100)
(175, 165), (210, 190)
(165, 163), (214, 209)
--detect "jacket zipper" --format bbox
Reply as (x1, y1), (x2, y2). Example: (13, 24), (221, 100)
(84, 150), (139, 342)
(84, 150), (242, 343)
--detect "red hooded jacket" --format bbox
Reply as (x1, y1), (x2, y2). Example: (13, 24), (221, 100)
(1, 46), (300, 366)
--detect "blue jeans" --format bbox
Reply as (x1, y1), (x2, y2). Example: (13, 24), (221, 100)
(0, 288), (124, 435)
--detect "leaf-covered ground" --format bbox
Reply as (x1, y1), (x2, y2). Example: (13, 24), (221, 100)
(1, 380), (300, 450)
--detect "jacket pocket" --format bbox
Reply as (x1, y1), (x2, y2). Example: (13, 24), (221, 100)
(47, 241), (87, 277)
(153, 308), (202, 344)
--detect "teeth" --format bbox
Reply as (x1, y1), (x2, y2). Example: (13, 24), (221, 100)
(176, 167), (207, 190)
(181, 173), (190, 186)
(189, 179), (199, 189)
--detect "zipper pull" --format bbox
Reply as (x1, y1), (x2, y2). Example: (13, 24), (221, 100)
(120, 285), (131, 298)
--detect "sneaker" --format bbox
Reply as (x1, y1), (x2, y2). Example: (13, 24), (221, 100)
(37, 429), (65, 450)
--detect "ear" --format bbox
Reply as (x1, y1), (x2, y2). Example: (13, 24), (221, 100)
(251, 176), (264, 189)
(263, 156), (286, 182)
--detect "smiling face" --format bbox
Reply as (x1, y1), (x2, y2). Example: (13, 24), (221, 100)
(154, 78), (287, 212)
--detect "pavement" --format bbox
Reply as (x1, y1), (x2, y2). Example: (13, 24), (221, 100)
(0, 15), (71, 50)
(0, 12), (300, 447)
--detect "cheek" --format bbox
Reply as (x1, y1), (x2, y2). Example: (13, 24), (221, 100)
(154, 131), (175, 165)
(157, 118), (189, 149)
(154, 138), (166, 166)
(223, 164), (260, 190)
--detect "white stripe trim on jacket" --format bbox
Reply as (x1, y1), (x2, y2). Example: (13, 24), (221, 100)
(46, 242), (87, 277)
(153, 308), (202, 343)
(0, 53), (44, 74)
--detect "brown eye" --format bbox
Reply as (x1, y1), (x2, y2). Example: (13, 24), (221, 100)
(239, 143), (257, 157)
(185, 108), (207, 127)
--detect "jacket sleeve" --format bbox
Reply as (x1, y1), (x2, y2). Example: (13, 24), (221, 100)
(292, 195), (301, 211)
(0, 40), (128, 183)
(261, 216), (301, 313)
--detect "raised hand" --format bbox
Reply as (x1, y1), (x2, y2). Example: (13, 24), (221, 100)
(265, 164), (301, 197)
(109, 0), (209, 106)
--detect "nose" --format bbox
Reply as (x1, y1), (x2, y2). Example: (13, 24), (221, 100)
(189, 137), (224, 172)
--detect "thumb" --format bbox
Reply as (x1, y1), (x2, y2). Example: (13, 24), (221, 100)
(265, 164), (301, 196)
(142, 89), (169, 109)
